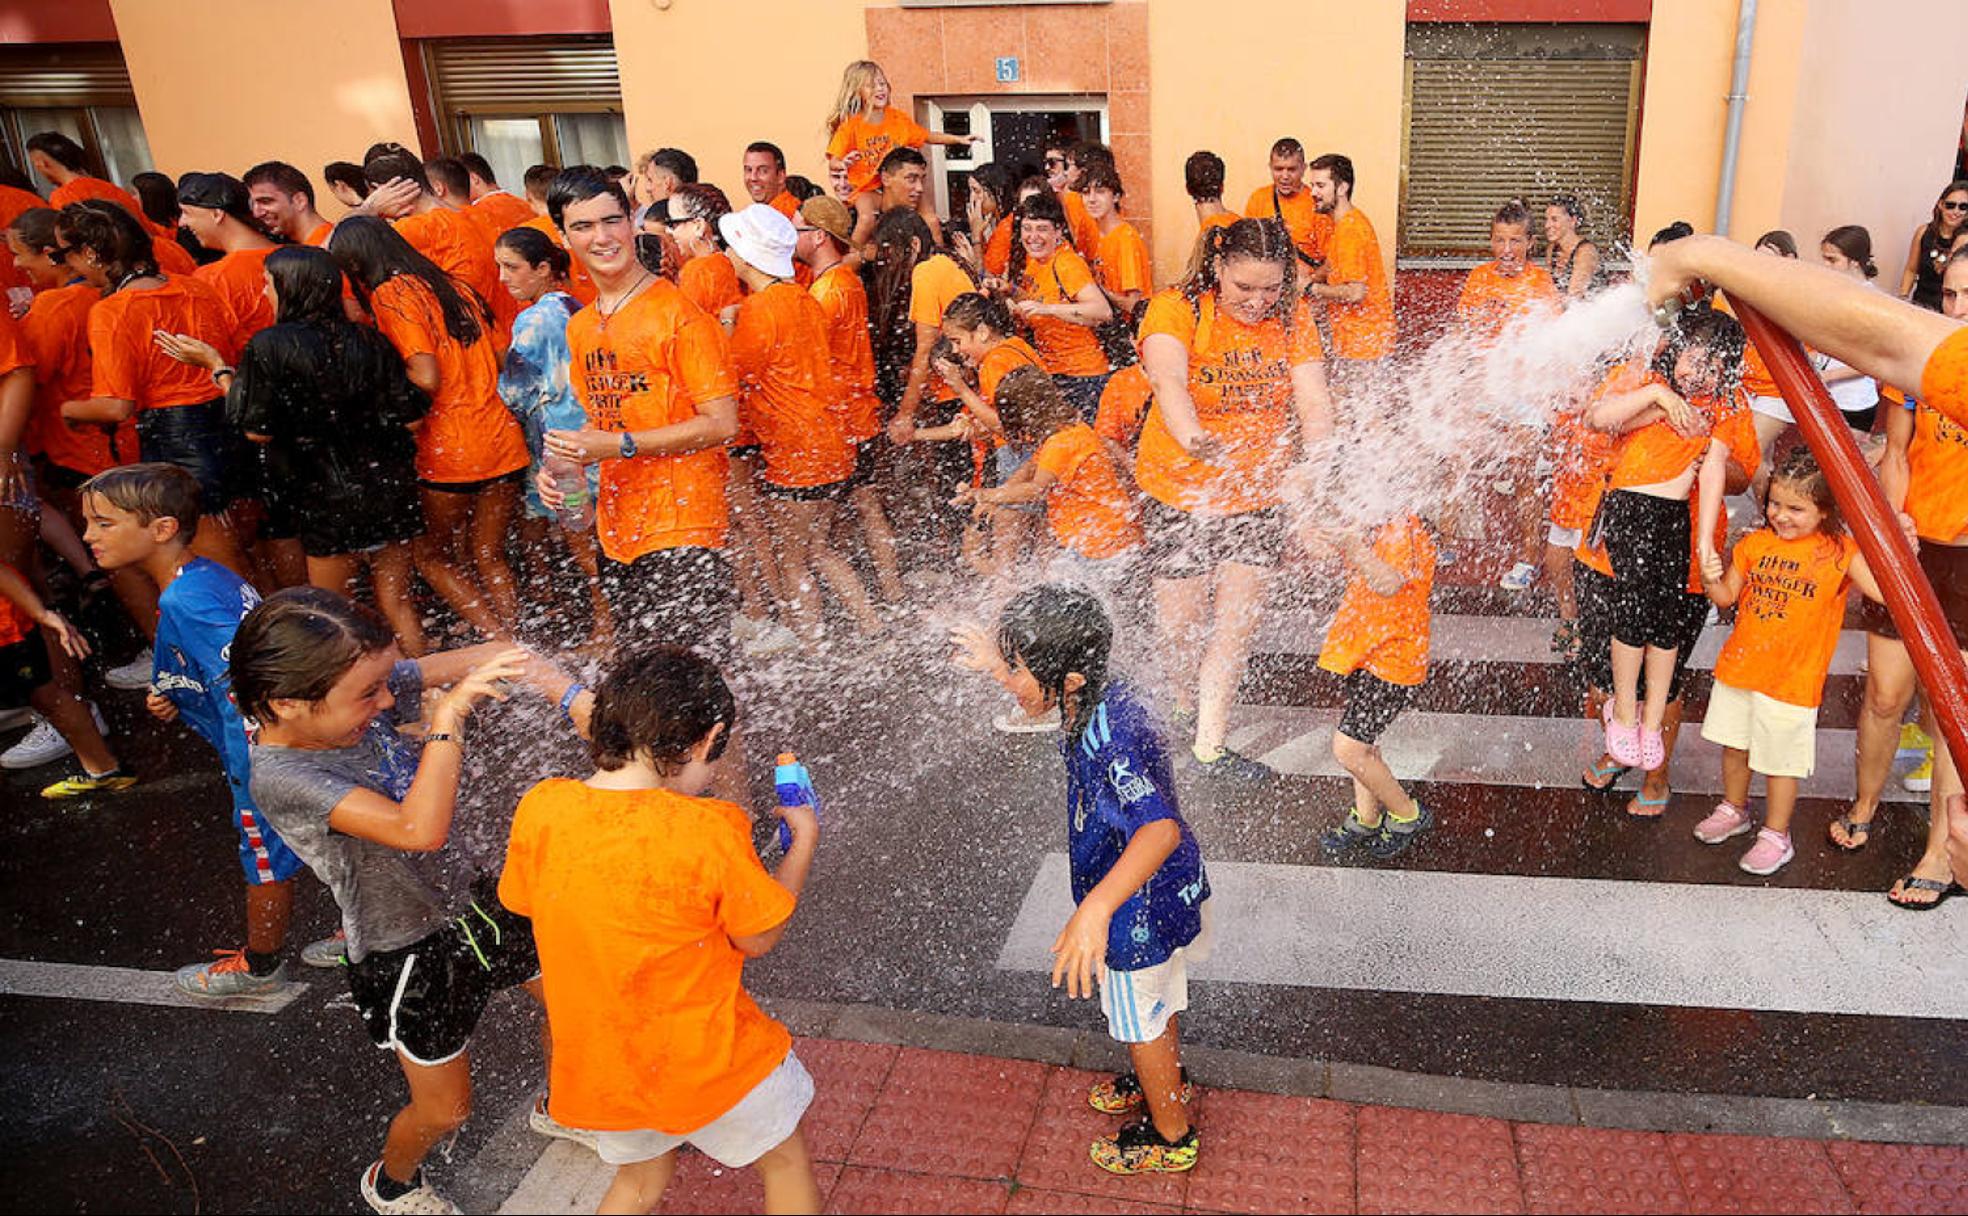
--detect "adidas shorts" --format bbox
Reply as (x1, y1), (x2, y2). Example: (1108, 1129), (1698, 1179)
(1099, 902), (1214, 1045)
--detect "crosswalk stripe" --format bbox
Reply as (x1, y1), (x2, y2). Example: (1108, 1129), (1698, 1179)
(0, 957), (307, 1014)
(995, 853), (1968, 1019)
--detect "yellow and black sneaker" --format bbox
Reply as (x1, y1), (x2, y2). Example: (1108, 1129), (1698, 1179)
(1090, 1118), (1200, 1175)
(1088, 1068), (1195, 1115)
(40, 768), (137, 800)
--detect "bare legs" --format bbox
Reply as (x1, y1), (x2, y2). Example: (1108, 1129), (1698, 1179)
(764, 495), (884, 639)
(1156, 561), (1271, 757)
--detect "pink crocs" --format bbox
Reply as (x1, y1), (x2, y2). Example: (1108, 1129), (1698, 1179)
(1603, 701), (1641, 768)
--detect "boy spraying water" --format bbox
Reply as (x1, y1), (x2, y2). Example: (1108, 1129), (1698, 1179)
(953, 585), (1210, 1175)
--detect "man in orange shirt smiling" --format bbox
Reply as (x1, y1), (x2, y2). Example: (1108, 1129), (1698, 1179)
(1303, 153), (1395, 376)
(243, 161), (332, 246)
(1245, 137), (1332, 275)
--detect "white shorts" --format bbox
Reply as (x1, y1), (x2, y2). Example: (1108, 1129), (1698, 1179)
(1546, 523), (1583, 549)
(1699, 681), (1819, 778)
(1750, 394), (1793, 423)
(1046, 547), (1139, 592)
(1098, 902), (1213, 1045)
(594, 1051), (814, 1168)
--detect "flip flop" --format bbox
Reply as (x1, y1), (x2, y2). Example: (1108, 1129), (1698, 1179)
(1829, 816), (1873, 852)
(1626, 789), (1670, 819)
(1887, 874), (1962, 911)
(1582, 759), (1632, 792)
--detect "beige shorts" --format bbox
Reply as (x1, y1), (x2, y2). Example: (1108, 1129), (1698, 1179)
(1699, 681), (1819, 778)
(594, 1051), (813, 1168)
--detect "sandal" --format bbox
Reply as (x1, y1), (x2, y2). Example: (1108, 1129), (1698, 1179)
(1887, 874), (1962, 911)
(1582, 758), (1632, 792)
(1829, 816), (1873, 852)
(1626, 789), (1670, 818)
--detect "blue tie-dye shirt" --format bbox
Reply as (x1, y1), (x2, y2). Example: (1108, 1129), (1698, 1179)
(498, 291), (594, 517)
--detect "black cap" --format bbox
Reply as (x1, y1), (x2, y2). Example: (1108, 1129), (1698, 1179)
(177, 171), (248, 212)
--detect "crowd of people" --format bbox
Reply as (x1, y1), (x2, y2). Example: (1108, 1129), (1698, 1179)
(2, 55), (1967, 1214)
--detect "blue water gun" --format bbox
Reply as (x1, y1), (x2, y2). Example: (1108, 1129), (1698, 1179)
(775, 752), (819, 851)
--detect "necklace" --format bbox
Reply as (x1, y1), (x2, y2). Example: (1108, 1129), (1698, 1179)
(595, 272), (653, 328)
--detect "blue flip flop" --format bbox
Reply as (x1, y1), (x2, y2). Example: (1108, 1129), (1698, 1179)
(1626, 789), (1669, 818)
(1583, 760), (1632, 792)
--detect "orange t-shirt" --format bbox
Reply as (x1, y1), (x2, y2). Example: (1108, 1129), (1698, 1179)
(1134, 290), (1323, 514)
(983, 216), (1015, 277)
(810, 263), (880, 443)
(469, 191), (536, 241)
(568, 279), (736, 561)
(1742, 338), (1780, 399)
(826, 109), (930, 196)
(1018, 247), (1109, 378)
(1548, 360), (1641, 533)
(23, 283), (132, 474)
(0, 561), (34, 648)
(1198, 211), (1240, 236)
(1903, 396), (1968, 542)
(1096, 222), (1152, 299)
(89, 275), (236, 411)
(1094, 363), (1153, 448)
(1607, 378), (1743, 491)
(1318, 515), (1436, 688)
(395, 205), (515, 348)
(1919, 325), (1968, 432)
(1244, 186), (1332, 265)
(519, 214), (597, 306)
(728, 283), (854, 488)
(368, 274), (527, 483)
(304, 221), (334, 247)
(679, 253), (742, 319)
(1062, 190), (1103, 259)
(1712, 530), (1855, 707)
(1456, 261), (1559, 341)
(909, 254), (974, 402)
(1033, 422), (1143, 560)
(498, 779), (795, 1134)
(978, 335), (1044, 406)
(0, 306), (28, 376)
(50, 177), (193, 273)
(1323, 207), (1394, 360)
(0, 183), (45, 292)
(194, 246), (277, 349)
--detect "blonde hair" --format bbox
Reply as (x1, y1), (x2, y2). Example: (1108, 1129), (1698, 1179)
(827, 61), (883, 134)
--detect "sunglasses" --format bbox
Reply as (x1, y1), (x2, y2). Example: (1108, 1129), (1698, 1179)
(1943, 201), (1968, 212)
(1044, 156), (1067, 167)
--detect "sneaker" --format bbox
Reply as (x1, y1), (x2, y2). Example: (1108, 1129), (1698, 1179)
(1904, 755), (1935, 792)
(1498, 561), (1538, 591)
(1897, 723), (1933, 758)
(1319, 812), (1382, 854)
(1090, 1118), (1200, 1175)
(1738, 827), (1795, 875)
(360, 1161), (461, 1215)
(1191, 746), (1275, 783)
(1694, 800), (1753, 844)
(1368, 801), (1435, 859)
(993, 707), (1061, 733)
(741, 619), (801, 658)
(105, 648), (155, 691)
(3, 715), (68, 770)
(528, 1093), (599, 1150)
(39, 767), (136, 799)
(301, 932), (348, 968)
(174, 949), (288, 999)
(1088, 1069), (1195, 1116)
(0, 705), (32, 731)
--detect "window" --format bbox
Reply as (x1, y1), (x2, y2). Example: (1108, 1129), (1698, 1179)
(422, 37), (630, 184)
(1399, 24), (1644, 262)
(0, 44), (154, 192)
(919, 96), (1106, 222)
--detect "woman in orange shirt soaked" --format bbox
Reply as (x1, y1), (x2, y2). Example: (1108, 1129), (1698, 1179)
(934, 292), (1047, 575)
(332, 217), (528, 641)
(1002, 192), (1116, 422)
(1137, 218), (1336, 780)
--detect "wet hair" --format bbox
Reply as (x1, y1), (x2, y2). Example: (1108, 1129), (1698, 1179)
(323, 161), (370, 201)
(1931, 180), (1968, 235)
(992, 364), (1078, 447)
(1655, 303), (1745, 396)
(786, 175), (821, 202)
(423, 156), (470, 198)
(244, 161), (314, 209)
(745, 141), (786, 171)
(522, 164), (557, 202)
(635, 229), (684, 281)
(1184, 151), (1225, 201)
(1070, 142), (1114, 174)
(868, 208), (947, 367)
(1309, 153), (1355, 197)
(879, 147), (928, 179)
(329, 215), (486, 345)
(669, 182), (733, 245)
(1269, 137), (1305, 162)
(78, 463), (202, 541)
(27, 131), (87, 172)
(941, 291), (1013, 337)
(56, 199), (157, 280)
(1821, 225), (1878, 278)
(1043, 130), (1079, 158)
(1753, 229), (1798, 257)
(647, 147), (698, 185)
(7, 207), (60, 257)
(828, 61), (883, 132)
(545, 164), (629, 231)
(1764, 448), (1843, 538)
(1080, 163), (1123, 198)
(1649, 220), (1695, 248)
(1492, 200), (1532, 232)
(131, 172), (181, 227)
(967, 162), (1016, 216)
(995, 583), (1112, 739)
(605, 165), (631, 183)
(1182, 217), (1300, 325)
(361, 142), (429, 192)
(1547, 194), (1585, 225)
(495, 225), (570, 279)
(458, 152), (497, 186)
(230, 588), (395, 725)
(588, 646), (737, 774)
(264, 246), (347, 327)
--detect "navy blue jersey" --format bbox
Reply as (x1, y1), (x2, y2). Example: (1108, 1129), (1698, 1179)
(153, 558), (261, 811)
(1059, 681), (1209, 970)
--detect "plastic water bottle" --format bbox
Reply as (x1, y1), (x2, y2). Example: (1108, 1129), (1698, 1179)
(775, 752), (818, 851)
(543, 452), (593, 532)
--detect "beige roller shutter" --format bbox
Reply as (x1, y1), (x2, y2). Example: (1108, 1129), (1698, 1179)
(0, 44), (135, 108)
(424, 37), (623, 120)
(1399, 24), (1643, 259)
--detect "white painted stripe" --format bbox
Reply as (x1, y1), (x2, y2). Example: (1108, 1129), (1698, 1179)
(496, 1140), (612, 1215)
(0, 957), (307, 1014)
(996, 854), (1968, 1020)
(1227, 706), (1926, 804)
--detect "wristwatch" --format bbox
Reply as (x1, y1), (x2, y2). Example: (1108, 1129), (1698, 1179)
(618, 431), (639, 459)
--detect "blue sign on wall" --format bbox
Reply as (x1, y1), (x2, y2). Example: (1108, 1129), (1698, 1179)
(995, 56), (1021, 84)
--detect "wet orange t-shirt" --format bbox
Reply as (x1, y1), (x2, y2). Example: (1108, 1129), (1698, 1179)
(728, 283), (854, 489)
(1742, 338), (1780, 399)
(50, 177), (193, 273)
(1033, 422), (1143, 560)
(983, 217), (1015, 278)
(909, 254), (974, 403)
(810, 264), (880, 443)
(1096, 222), (1152, 299)
(567, 279), (736, 561)
(1919, 325), (1968, 431)
(1456, 261), (1559, 342)
(1244, 186), (1332, 265)
(23, 283), (132, 474)
(1318, 515), (1436, 688)
(0, 306), (28, 378)
(827, 109), (930, 196)
(1903, 397), (1968, 542)
(1549, 360), (1644, 532)
(369, 274), (528, 484)
(1134, 290), (1323, 514)
(499, 778), (794, 1134)
(89, 275), (236, 411)
(978, 336), (1044, 406)
(679, 254), (743, 319)
(1061, 191), (1103, 259)
(395, 205), (515, 348)
(518, 215), (597, 306)
(1018, 247), (1109, 378)
(1199, 211), (1241, 236)
(1607, 378), (1745, 491)
(194, 246), (277, 349)
(469, 191), (536, 241)
(1094, 363), (1153, 448)
(1713, 530), (1855, 707)
(1323, 208), (1394, 360)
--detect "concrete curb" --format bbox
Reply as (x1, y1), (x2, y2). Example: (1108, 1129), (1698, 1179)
(759, 996), (1968, 1147)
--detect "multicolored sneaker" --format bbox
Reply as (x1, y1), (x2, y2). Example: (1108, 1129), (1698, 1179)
(174, 949), (287, 998)
(301, 932), (348, 969)
(1368, 801), (1435, 859)
(1090, 1118), (1200, 1175)
(1320, 812), (1381, 854)
(1088, 1069), (1195, 1115)
(1191, 746), (1275, 783)
(1897, 722), (1933, 757)
(39, 768), (137, 799)
(1904, 755), (1935, 792)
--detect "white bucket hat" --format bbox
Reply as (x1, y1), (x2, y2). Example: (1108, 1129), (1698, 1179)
(718, 204), (797, 279)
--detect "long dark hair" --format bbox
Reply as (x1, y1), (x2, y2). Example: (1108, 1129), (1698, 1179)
(1821, 225), (1878, 279)
(231, 587), (395, 725)
(992, 364), (1077, 447)
(1930, 180), (1968, 239)
(1006, 190), (1069, 290)
(495, 226), (570, 280)
(1653, 303), (1745, 397)
(869, 207), (939, 358)
(942, 290), (1012, 338)
(995, 583), (1112, 739)
(131, 172), (182, 228)
(1763, 447), (1844, 540)
(1180, 217), (1299, 326)
(55, 200), (157, 282)
(264, 246), (347, 327)
(328, 215), (486, 345)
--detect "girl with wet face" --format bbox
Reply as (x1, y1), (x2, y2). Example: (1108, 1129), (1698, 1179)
(1007, 192), (1116, 421)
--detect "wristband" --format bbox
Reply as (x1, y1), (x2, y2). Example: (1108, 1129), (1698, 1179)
(212, 366), (236, 386)
(559, 683), (586, 721)
(426, 731), (461, 747)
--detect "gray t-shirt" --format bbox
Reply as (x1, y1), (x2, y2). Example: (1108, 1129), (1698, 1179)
(249, 661), (447, 962)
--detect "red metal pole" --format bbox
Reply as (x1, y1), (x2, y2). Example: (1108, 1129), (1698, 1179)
(1727, 296), (1968, 779)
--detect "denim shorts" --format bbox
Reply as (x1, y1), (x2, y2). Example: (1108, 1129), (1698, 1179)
(137, 400), (241, 512)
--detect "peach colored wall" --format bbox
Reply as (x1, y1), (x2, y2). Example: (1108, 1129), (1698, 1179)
(1145, 0), (1404, 283)
(108, 0), (418, 214)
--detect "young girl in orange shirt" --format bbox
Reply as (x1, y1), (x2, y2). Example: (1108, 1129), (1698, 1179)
(825, 60), (980, 254)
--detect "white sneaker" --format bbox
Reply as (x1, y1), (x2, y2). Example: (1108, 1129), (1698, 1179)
(0, 705), (32, 732)
(4, 703), (111, 770)
(360, 1161), (461, 1215)
(1498, 561), (1538, 591)
(528, 1093), (599, 1151)
(105, 648), (154, 691)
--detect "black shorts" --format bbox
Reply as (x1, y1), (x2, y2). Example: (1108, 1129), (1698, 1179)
(1858, 541), (1968, 650)
(1055, 372), (1113, 424)
(419, 469), (524, 495)
(600, 545), (735, 662)
(842, 441), (878, 491)
(728, 444), (763, 461)
(1141, 497), (1285, 579)
(1841, 403), (1879, 435)
(1600, 490), (1693, 651)
(0, 633), (52, 709)
(344, 878), (539, 1066)
(1338, 670), (1415, 745)
(1574, 559), (1709, 701)
(136, 399), (246, 513)
(32, 458), (90, 495)
(759, 477), (850, 503)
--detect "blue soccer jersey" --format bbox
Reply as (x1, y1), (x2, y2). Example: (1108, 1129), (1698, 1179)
(1060, 681), (1209, 970)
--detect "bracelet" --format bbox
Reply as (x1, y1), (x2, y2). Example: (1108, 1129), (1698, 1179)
(211, 366), (236, 386)
(426, 731), (461, 747)
(559, 683), (586, 721)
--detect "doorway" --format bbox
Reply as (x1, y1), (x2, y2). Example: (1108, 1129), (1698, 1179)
(919, 95), (1108, 222)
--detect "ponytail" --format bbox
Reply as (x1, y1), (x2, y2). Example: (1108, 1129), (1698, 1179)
(1180, 217), (1298, 328)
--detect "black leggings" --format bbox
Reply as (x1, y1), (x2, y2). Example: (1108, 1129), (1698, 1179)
(1601, 490), (1693, 651)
